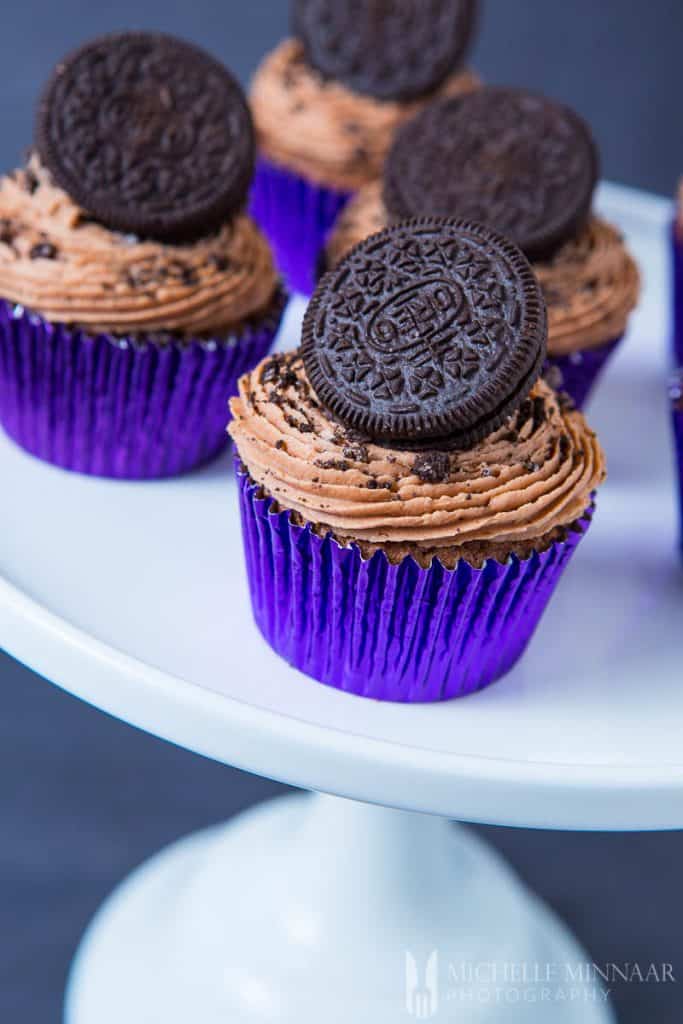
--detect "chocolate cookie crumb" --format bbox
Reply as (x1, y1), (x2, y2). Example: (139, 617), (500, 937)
(208, 254), (230, 272)
(559, 434), (571, 461)
(267, 388), (284, 407)
(345, 427), (372, 443)
(342, 442), (369, 463)
(315, 458), (350, 471)
(29, 241), (57, 260)
(515, 398), (533, 432)
(413, 451), (451, 483)
(260, 358), (282, 386)
(285, 414), (313, 433)
(126, 265), (159, 290)
(531, 396), (546, 434)
(0, 219), (15, 246)
(24, 168), (39, 194)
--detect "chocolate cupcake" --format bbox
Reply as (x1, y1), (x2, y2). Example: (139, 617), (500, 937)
(325, 87), (640, 408)
(249, 0), (480, 295)
(230, 219), (605, 702)
(0, 33), (286, 479)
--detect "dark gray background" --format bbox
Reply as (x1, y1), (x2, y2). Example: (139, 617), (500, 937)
(1, 2), (682, 1022)
(1, 0), (681, 194)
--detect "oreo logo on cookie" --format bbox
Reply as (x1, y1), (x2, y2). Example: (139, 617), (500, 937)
(292, 0), (479, 101)
(384, 87), (599, 260)
(36, 32), (255, 242)
(302, 218), (547, 449)
(369, 280), (463, 354)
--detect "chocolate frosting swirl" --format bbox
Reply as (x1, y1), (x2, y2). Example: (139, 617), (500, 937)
(325, 185), (639, 355)
(250, 38), (479, 191)
(229, 351), (605, 558)
(0, 157), (278, 336)
(534, 216), (640, 355)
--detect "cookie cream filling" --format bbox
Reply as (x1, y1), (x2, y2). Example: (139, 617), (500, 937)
(0, 157), (278, 337)
(229, 351), (605, 553)
(250, 38), (479, 192)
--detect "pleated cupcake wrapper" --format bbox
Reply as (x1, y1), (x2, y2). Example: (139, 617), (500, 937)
(237, 466), (592, 703)
(0, 290), (286, 479)
(544, 334), (623, 410)
(671, 371), (683, 554)
(249, 157), (352, 297)
(672, 225), (683, 366)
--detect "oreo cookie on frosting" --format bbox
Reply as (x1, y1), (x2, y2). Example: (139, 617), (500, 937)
(36, 32), (255, 242)
(303, 218), (547, 449)
(292, 0), (479, 101)
(384, 87), (599, 260)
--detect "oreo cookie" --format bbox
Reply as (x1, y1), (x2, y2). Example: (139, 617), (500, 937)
(36, 33), (255, 242)
(292, 0), (479, 102)
(384, 87), (599, 260)
(302, 218), (547, 449)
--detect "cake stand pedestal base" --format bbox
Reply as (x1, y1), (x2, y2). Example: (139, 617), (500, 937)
(65, 793), (614, 1023)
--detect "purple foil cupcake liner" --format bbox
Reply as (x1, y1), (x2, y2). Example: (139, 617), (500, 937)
(671, 371), (683, 554)
(672, 225), (683, 366)
(545, 335), (623, 410)
(237, 467), (592, 702)
(0, 289), (286, 479)
(249, 157), (352, 297)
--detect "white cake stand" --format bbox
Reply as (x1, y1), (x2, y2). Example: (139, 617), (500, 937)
(2, 183), (680, 1024)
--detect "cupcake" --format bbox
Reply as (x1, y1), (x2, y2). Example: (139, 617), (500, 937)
(325, 87), (640, 409)
(249, 0), (480, 296)
(230, 219), (605, 702)
(672, 185), (683, 365)
(671, 371), (683, 553)
(0, 32), (286, 479)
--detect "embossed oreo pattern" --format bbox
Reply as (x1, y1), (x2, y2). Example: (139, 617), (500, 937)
(384, 88), (599, 260)
(302, 218), (547, 447)
(292, 0), (478, 101)
(36, 33), (255, 241)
